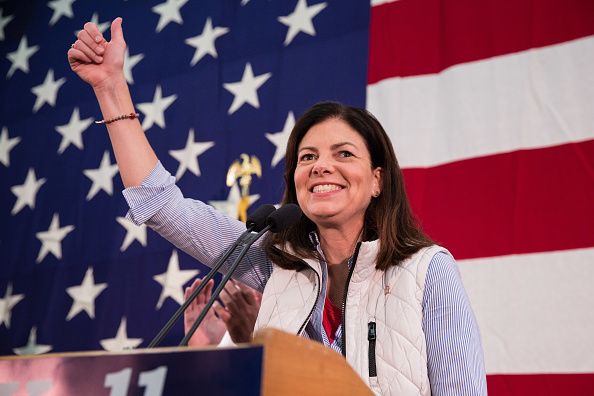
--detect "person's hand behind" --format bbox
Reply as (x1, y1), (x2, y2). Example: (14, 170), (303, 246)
(184, 278), (226, 347)
(67, 17), (126, 89)
(215, 280), (262, 343)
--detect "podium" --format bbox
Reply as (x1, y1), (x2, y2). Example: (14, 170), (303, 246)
(0, 329), (373, 395)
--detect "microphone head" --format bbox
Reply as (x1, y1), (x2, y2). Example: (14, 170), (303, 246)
(266, 204), (302, 233)
(246, 204), (277, 231)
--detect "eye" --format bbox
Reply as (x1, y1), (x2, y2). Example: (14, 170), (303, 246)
(338, 150), (354, 158)
(298, 153), (316, 162)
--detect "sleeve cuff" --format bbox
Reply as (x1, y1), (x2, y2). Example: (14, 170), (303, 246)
(122, 161), (179, 225)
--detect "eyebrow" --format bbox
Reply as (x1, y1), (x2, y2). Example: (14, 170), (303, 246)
(298, 141), (357, 152)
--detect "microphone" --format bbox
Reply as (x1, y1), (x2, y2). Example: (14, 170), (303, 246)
(180, 204), (302, 346)
(147, 204), (276, 348)
(246, 204), (277, 232)
(266, 202), (302, 232)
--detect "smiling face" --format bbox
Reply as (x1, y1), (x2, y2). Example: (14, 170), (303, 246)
(294, 118), (382, 230)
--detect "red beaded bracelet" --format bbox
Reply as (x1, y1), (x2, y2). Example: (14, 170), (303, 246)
(95, 112), (140, 125)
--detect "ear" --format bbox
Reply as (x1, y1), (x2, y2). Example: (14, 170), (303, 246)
(372, 167), (383, 195)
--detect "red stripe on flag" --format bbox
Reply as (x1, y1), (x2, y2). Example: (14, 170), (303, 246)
(487, 373), (594, 395)
(369, 0), (594, 83)
(403, 139), (594, 260)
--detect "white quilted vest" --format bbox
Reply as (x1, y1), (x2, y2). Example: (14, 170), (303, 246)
(255, 241), (449, 395)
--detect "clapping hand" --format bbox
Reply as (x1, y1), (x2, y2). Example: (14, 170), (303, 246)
(215, 279), (262, 344)
(183, 278), (227, 347)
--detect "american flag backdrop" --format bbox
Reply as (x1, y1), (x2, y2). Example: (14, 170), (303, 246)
(0, 0), (592, 394)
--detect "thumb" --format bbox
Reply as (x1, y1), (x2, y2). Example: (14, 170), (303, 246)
(110, 17), (125, 43)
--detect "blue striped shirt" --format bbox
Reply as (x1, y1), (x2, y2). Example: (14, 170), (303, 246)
(124, 162), (487, 395)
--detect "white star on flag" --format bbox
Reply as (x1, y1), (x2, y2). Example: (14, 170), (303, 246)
(83, 151), (119, 201)
(116, 216), (147, 252)
(152, 0), (188, 33)
(65, 267), (107, 320)
(48, 0), (76, 26)
(266, 111), (295, 167)
(0, 9), (14, 41)
(35, 213), (75, 263)
(74, 12), (109, 37)
(124, 48), (144, 84)
(100, 317), (143, 352)
(153, 250), (199, 309)
(31, 69), (66, 113)
(0, 283), (24, 329)
(55, 107), (93, 154)
(137, 85), (177, 131)
(10, 168), (46, 215)
(168, 128), (215, 180)
(13, 327), (53, 355)
(185, 18), (229, 66)
(0, 127), (21, 167)
(278, 0), (327, 46)
(6, 36), (39, 78)
(223, 63), (271, 115)
(208, 184), (260, 220)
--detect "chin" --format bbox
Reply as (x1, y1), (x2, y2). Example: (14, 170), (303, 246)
(305, 209), (342, 225)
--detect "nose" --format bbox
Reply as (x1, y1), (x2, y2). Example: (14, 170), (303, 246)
(311, 155), (334, 176)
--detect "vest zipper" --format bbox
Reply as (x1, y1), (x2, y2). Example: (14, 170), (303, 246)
(269, 246), (321, 337)
(341, 242), (362, 357)
(297, 259), (321, 336)
(368, 321), (377, 377)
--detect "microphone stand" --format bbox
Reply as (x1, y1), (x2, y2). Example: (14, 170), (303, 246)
(147, 204), (276, 348)
(147, 228), (256, 348)
(178, 224), (272, 346)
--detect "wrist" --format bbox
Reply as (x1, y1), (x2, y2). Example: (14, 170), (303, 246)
(92, 74), (128, 96)
(92, 75), (135, 121)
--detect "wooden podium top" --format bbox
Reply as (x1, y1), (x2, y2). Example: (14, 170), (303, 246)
(0, 329), (372, 396)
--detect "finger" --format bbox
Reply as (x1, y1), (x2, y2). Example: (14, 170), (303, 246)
(254, 292), (262, 305)
(218, 287), (233, 306)
(189, 278), (202, 292)
(195, 279), (208, 305)
(204, 279), (214, 299)
(76, 29), (104, 56)
(242, 288), (257, 306)
(110, 17), (125, 44)
(226, 279), (241, 294)
(225, 281), (250, 306)
(233, 281), (258, 305)
(72, 39), (103, 63)
(186, 278), (202, 303)
(83, 21), (105, 45)
(68, 48), (93, 65)
(213, 301), (231, 322)
(224, 299), (240, 316)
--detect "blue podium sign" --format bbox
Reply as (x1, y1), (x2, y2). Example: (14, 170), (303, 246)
(0, 346), (262, 396)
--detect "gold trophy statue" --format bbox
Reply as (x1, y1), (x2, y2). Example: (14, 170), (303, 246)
(226, 153), (262, 222)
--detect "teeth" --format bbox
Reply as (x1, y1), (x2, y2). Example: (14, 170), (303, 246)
(312, 184), (342, 193)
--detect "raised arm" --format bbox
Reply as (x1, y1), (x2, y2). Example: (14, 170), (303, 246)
(67, 18), (157, 187)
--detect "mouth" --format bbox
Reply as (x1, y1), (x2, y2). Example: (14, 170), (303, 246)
(311, 184), (344, 193)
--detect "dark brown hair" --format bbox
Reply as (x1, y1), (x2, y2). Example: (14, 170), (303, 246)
(263, 102), (432, 271)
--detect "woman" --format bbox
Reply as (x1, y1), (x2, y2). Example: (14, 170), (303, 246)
(68, 18), (487, 395)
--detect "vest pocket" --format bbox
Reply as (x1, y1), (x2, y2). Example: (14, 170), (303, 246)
(368, 321), (377, 378)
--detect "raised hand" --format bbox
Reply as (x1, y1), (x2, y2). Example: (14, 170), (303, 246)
(183, 278), (227, 347)
(67, 17), (126, 89)
(214, 280), (262, 343)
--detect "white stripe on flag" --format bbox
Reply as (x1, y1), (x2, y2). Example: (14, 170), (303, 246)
(367, 36), (594, 168)
(371, 0), (400, 6)
(458, 247), (594, 374)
